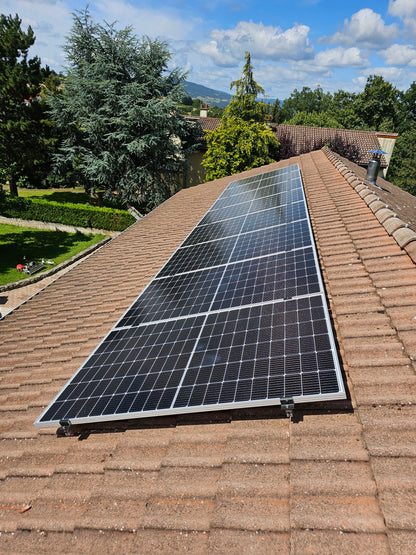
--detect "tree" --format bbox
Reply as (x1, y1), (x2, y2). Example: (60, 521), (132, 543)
(202, 116), (279, 181)
(208, 106), (224, 118)
(355, 75), (402, 132)
(281, 86), (333, 121)
(0, 14), (55, 195)
(399, 82), (416, 132)
(181, 95), (193, 106)
(202, 52), (279, 181)
(285, 110), (342, 129)
(329, 90), (364, 130)
(387, 126), (416, 196)
(48, 9), (196, 208)
(271, 98), (284, 124)
(226, 52), (267, 122)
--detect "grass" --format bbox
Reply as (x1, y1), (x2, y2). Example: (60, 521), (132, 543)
(6, 186), (91, 204)
(0, 223), (105, 286)
(5, 186), (125, 208)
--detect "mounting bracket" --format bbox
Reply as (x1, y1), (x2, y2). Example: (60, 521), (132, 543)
(280, 399), (294, 418)
(57, 419), (78, 437)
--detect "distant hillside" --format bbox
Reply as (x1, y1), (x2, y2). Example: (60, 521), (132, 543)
(183, 81), (232, 107)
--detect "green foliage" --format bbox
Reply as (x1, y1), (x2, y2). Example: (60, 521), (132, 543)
(202, 52), (278, 180)
(399, 82), (416, 132)
(271, 99), (284, 124)
(208, 106), (224, 118)
(226, 52), (267, 123)
(281, 86), (333, 122)
(354, 75), (402, 132)
(0, 14), (57, 195)
(329, 90), (365, 130)
(48, 9), (195, 209)
(285, 110), (343, 129)
(387, 126), (416, 196)
(0, 197), (135, 231)
(202, 117), (279, 181)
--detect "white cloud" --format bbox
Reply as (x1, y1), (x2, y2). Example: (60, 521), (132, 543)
(1, 0), (73, 68)
(1, 0), (200, 70)
(358, 66), (409, 85)
(95, 0), (198, 41)
(389, 0), (416, 18)
(323, 8), (400, 49)
(381, 44), (416, 67)
(294, 46), (368, 74)
(194, 21), (314, 67)
(318, 47), (368, 68)
(389, 0), (416, 37)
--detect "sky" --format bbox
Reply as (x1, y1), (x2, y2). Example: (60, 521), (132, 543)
(2, 0), (416, 99)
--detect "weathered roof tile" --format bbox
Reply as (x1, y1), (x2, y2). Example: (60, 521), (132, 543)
(2, 148), (416, 551)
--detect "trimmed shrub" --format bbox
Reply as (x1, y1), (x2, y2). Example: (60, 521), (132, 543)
(0, 197), (135, 231)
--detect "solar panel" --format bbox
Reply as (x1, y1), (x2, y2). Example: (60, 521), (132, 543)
(35, 165), (345, 428)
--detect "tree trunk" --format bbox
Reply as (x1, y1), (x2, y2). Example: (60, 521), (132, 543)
(8, 176), (18, 197)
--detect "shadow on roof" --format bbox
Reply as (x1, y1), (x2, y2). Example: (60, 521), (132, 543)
(57, 399), (353, 441)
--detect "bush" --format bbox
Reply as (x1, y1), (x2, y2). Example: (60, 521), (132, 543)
(0, 197), (135, 231)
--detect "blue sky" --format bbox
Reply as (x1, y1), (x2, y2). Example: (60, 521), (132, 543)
(3, 0), (416, 99)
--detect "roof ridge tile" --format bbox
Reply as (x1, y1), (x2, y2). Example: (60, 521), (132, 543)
(322, 147), (416, 264)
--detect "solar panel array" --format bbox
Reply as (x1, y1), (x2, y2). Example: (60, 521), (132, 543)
(35, 165), (345, 427)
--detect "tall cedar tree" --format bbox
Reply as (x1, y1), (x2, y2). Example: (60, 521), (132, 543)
(0, 14), (55, 195)
(48, 10), (195, 208)
(202, 52), (279, 180)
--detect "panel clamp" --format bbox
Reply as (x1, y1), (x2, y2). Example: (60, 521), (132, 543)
(57, 419), (77, 437)
(280, 399), (294, 418)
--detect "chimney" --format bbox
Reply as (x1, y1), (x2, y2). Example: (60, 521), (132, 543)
(200, 103), (208, 118)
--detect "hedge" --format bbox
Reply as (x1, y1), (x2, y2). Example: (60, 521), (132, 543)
(0, 197), (136, 231)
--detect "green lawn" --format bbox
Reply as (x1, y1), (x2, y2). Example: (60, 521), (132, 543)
(6, 186), (90, 204)
(0, 223), (105, 286)
(5, 186), (125, 209)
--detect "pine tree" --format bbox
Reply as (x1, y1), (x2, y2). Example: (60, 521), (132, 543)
(202, 52), (279, 181)
(226, 52), (267, 123)
(48, 9), (195, 208)
(0, 14), (54, 195)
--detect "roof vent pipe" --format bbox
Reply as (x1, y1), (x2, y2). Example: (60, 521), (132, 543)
(366, 149), (387, 186)
(366, 158), (380, 185)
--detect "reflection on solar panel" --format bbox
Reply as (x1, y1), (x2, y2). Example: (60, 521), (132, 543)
(35, 164), (345, 428)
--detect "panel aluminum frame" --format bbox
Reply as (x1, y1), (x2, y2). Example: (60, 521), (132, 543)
(35, 165), (345, 428)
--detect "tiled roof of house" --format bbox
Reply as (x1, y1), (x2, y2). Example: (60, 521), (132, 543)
(275, 124), (396, 167)
(188, 117), (396, 167)
(1, 150), (416, 553)
(187, 116), (221, 132)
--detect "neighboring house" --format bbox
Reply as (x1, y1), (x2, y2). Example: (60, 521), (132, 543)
(185, 114), (397, 186)
(1, 148), (416, 552)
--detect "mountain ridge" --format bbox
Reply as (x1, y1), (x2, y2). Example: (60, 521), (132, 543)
(183, 81), (232, 107)
(183, 81), (276, 107)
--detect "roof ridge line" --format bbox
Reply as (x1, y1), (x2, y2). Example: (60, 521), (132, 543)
(321, 147), (416, 264)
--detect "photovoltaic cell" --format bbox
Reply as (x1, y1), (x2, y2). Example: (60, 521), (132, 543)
(117, 266), (226, 326)
(183, 215), (246, 246)
(35, 164), (345, 428)
(175, 296), (339, 409)
(242, 201), (307, 233)
(211, 247), (320, 311)
(230, 219), (311, 262)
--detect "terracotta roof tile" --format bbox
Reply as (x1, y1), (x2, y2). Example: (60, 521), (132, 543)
(292, 530), (390, 554)
(189, 118), (391, 166)
(2, 149), (416, 551)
